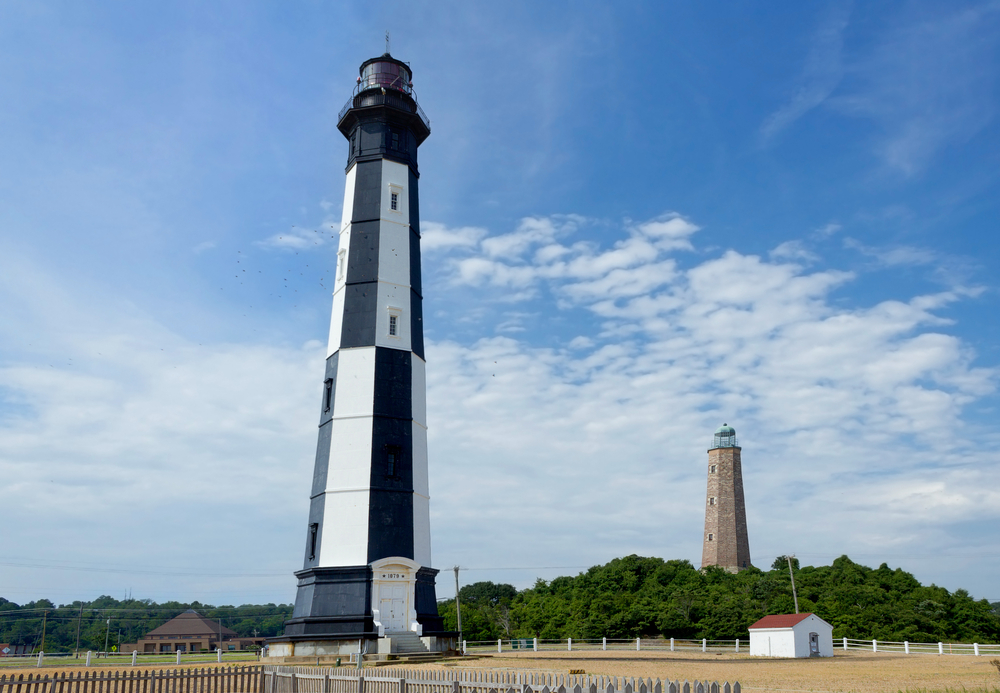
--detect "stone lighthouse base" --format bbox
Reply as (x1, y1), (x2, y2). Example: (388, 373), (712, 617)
(266, 559), (457, 661)
(264, 633), (458, 663)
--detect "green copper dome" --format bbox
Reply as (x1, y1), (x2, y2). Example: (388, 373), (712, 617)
(711, 423), (738, 448)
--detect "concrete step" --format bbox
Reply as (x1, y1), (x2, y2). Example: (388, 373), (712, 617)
(389, 633), (428, 654)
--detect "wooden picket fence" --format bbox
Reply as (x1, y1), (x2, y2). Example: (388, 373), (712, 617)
(0, 666), (260, 693)
(262, 667), (740, 693)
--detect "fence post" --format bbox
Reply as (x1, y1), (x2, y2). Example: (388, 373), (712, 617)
(398, 679), (405, 693)
(735, 639), (739, 654)
(701, 639), (706, 653)
(176, 650), (181, 665)
(842, 638), (847, 650)
(938, 642), (943, 655)
(636, 638), (640, 652)
(132, 651), (137, 666)
(602, 637), (606, 651)
(533, 638), (538, 652)
(872, 640), (877, 653)
(357, 676), (365, 693)
(463, 640), (467, 654)
(218, 648), (223, 663)
(37, 652), (43, 667)
(498, 639), (502, 653)
(974, 643), (980, 656)
(86, 651), (92, 667)
(568, 638), (572, 652)
(670, 638), (674, 652)
(904, 642), (909, 654)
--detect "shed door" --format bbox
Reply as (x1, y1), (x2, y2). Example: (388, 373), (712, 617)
(809, 632), (819, 656)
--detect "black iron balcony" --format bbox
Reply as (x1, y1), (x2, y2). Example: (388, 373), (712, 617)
(338, 83), (430, 132)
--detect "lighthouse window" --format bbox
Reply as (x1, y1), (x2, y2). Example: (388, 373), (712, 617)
(708, 534), (714, 541)
(388, 314), (398, 336)
(709, 497), (716, 506)
(385, 445), (401, 477)
(323, 378), (333, 412)
(391, 132), (399, 150)
(390, 192), (398, 211)
(710, 465), (717, 473)
(309, 523), (319, 560)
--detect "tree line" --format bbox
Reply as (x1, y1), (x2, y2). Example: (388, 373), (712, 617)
(439, 555), (1000, 644)
(0, 596), (293, 653)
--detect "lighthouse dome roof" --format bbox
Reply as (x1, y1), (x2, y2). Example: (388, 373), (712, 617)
(711, 423), (739, 449)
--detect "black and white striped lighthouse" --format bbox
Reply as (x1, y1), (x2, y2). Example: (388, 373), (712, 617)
(270, 53), (449, 657)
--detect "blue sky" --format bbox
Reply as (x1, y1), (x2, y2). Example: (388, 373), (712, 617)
(2, 1), (999, 608)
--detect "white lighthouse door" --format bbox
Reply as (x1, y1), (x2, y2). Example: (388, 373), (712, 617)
(388, 584), (406, 632)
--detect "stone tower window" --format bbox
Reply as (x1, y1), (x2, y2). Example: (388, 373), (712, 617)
(709, 497), (716, 506)
(710, 464), (717, 473)
(708, 533), (714, 541)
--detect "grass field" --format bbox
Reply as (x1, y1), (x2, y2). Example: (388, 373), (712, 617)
(437, 650), (1000, 693)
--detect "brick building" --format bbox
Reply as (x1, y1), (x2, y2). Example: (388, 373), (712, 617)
(701, 423), (752, 572)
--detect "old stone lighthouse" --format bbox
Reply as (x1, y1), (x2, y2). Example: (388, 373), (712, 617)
(268, 53), (451, 658)
(701, 424), (752, 572)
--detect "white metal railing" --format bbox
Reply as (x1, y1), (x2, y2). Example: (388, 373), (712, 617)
(462, 639), (741, 654)
(0, 649), (261, 669)
(461, 636), (1000, 657)
(841, 637), (1000, 656)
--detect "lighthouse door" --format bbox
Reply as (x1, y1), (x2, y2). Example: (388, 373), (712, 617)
(385, 584), (406, 632)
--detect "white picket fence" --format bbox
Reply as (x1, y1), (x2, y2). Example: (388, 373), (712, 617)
(464, 636), (1000, 657)
(262, 666), (740, 693)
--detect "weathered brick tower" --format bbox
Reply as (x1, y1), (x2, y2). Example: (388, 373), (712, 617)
(701, 424), (751, 572)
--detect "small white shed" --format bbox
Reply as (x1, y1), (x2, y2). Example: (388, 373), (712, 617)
(748, 613), (834, 658)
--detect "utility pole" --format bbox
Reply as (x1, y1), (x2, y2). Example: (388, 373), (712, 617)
(74, 603), (84, 655)
(40, 610), (48, 652)
(453, 566), (462, 643)
(103, 617), (111, 655)
(786, 555), (799, 614)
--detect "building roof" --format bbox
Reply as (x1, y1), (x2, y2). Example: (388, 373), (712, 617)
(144, 610), (238, 638)
(748, 613), (815, 629)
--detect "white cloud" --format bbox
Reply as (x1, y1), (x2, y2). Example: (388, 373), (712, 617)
(759, 1), (852, 142)
(420, 222), (488, 252)
(255, 226), (330, 251)
(770, 240), (819, 263)
(1, 210), (998, 603)
(421, 214), (999, 594)
(828, 4), (1000, 174)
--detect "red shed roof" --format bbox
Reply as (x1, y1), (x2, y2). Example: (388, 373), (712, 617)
(749, 613), (814, 629)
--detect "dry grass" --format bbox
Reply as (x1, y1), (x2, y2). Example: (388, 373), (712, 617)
(4, 651), (999, 693)
(0, 661), (256, 677)
(433, 650), (1000, 693)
